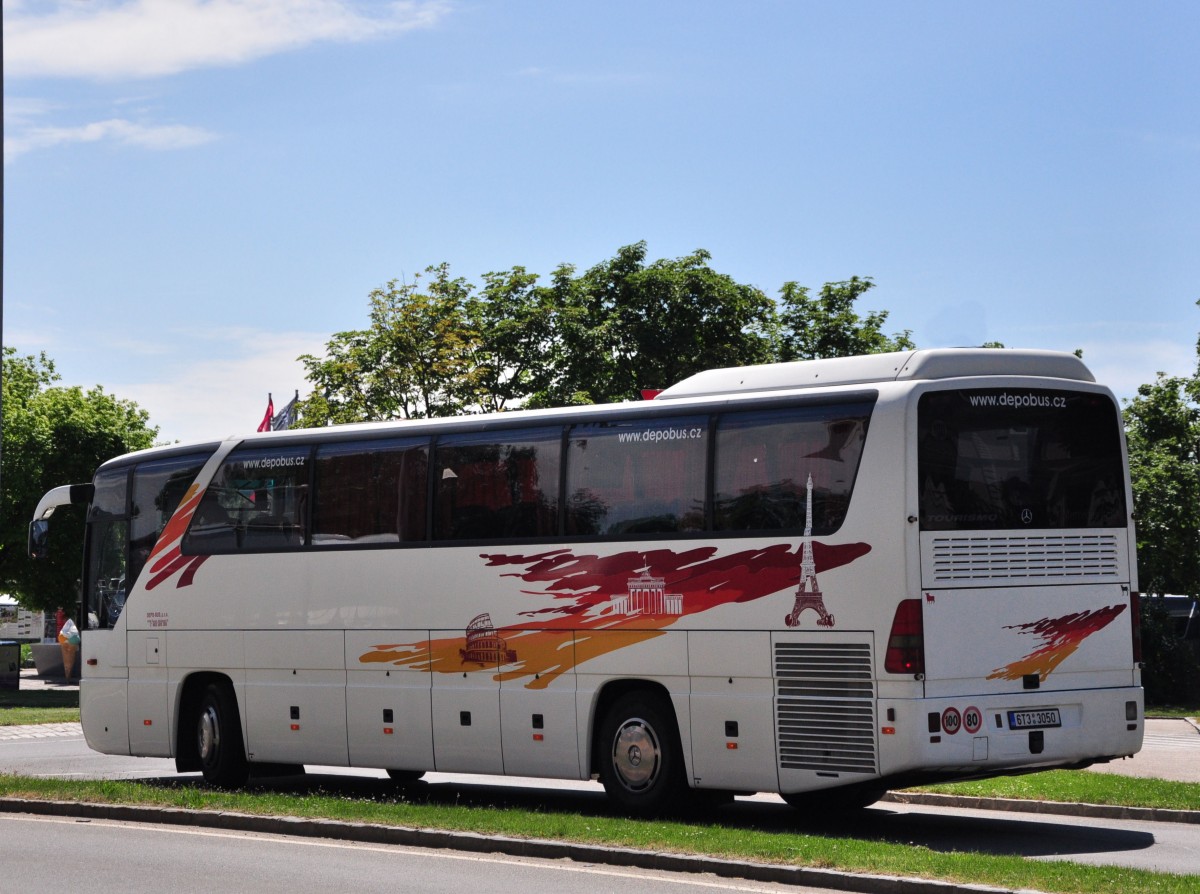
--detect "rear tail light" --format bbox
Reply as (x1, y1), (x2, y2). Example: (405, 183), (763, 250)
(885, 598), (925, 675)
(1129, 591), (1142, 664)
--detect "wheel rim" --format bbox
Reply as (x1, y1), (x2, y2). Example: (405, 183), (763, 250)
(198, 704), (220, 767)
(611, 716), (661, 792)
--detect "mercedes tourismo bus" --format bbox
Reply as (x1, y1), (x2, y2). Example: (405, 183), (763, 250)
(30, 349), (1144, 814)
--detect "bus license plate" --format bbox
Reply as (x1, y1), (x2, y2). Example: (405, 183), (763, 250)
(1007, 708), (1061, 730)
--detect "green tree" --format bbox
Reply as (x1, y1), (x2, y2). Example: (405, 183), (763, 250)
(463, 266), (556, 413)
(1, 349), (157, 615)
(1124, 372), (1200, 597)
(298, 243), (910, 420)
(1122, 308), (1200, 705)
(298, 265), (478, 424)
(776, 276), (914, 361)
(531, 242), (777, 406)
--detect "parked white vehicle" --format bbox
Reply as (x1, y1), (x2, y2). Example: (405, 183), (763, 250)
(31, 349), (1144, 814)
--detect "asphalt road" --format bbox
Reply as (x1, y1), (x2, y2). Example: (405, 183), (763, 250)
(0, 812), (836, 894)
(0, 722), (1197, 877)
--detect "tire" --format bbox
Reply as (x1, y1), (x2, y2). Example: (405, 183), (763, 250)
(195, 683), (249, 788)
(597, 691), (686, 817)
(386, 769), (425, 783)
(781, 782), (885, 812)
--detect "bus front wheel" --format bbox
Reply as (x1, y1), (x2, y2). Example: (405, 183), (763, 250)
(196, 683), (249, 788)
(597, 691), (685, 817)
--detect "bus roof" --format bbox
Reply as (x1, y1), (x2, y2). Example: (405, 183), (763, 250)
(654, 348), (1095, 400)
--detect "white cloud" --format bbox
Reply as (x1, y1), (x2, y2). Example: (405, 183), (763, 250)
(5, 0), (450, 80)
(107, 327), (329, 445)
(5, 116), (218, 162)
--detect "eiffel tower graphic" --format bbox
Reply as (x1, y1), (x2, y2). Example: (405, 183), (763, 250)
(785, 474), (835, 628)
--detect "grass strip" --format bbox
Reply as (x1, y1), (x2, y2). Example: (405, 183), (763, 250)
(0, 774), (1195, 894)
(0, 707), (80, 726)
(0, 691), (80, 725)
(911, 770), (1200, 812)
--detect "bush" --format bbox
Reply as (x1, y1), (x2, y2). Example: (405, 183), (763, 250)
(1139, 596), (1200, 707)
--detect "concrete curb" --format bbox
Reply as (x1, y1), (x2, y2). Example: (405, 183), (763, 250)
(0, 797), (1043, 894)
(882, 791), (1200, 825)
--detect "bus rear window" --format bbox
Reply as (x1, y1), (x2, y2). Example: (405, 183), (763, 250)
(918, 389), (1126, 531)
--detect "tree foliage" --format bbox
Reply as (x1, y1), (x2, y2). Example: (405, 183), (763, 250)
(298, 242), (907, 423)
(1122, 305), (1200, 704)
(776, 276), (913, 361)
(1124, 372), (1200, 597)
(1, 349), (157, 614)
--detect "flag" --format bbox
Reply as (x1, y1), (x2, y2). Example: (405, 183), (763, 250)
(271, 391), (299, 431)
(257, 394), (274, 432)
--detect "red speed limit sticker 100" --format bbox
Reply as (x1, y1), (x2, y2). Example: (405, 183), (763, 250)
(940, 707), (961, 734)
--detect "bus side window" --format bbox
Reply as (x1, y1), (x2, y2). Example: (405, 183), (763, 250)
(714, 403), (872, 535)
(129, 454), (208, 587)
(312, 439), (429, 546)
(435, 428), (561, 541)
(183, 445), (310, 553)
(566, 417), (707, 536)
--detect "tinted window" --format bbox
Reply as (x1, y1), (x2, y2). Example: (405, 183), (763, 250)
(130, 454), (208, 586)
(184, 445), (310, 551)
(435, 428), (560, 540)
(313, 438), (428, 545)
(566, 417), (706, 535)
(918, 389), (1127, 531)
(86, 467), (129, 629)
(714, 402), (872, 534)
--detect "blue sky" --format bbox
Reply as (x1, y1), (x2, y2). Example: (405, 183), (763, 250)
(4, 0), (1198, 444)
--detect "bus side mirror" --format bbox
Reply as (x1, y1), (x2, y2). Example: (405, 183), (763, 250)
(28, 519), (49, 560)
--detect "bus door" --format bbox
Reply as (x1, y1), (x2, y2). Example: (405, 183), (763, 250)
(81, 466), (134, 755)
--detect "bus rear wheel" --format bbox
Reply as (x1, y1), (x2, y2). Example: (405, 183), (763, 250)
(597, 691), (685, 817)
(196, 683), (249, 788)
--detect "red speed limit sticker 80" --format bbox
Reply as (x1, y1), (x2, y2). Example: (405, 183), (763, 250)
(963, 706), (983, 734)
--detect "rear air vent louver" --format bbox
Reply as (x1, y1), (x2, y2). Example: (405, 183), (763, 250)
(774, 642), (876, 774)
(927, 533), (1121, 584)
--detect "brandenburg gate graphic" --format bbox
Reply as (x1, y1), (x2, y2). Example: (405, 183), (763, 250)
(609, 573), (684, 617)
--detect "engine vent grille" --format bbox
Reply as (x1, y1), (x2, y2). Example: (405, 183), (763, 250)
(927, 533), (1121, 583)
(775, 642), (876, 774)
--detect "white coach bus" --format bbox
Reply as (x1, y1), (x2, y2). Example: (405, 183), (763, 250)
(30, 349), (1143, 814)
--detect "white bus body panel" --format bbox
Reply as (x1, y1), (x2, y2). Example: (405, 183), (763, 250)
(430, 627), (504, 774)
(499, 629), (580, 779)
(345, 630), (433, 772)
(687, 631), (778, 792)
(79, 628), (129, 756)
(127, 629), (170, 756)
(243, 630), (348, 766)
